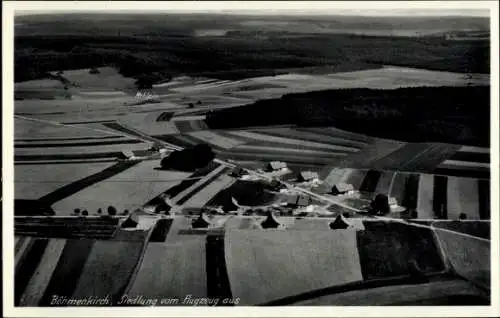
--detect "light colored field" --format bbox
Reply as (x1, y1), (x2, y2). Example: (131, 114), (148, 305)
(227, 131), (360, 152)
(459, 146), (490, 154)
(51, 160), (190, 214)
(19, 239), (67, 306)
(127, 239), (207, 302)
(232, 145), (348, 157)
(341, 169), (368, 190)
(15, 118), (118, 140)
(72, 241), (143, 298)
(15, 162), (116, 200)
(292, 280), (486, 305)
(373, 171), (395, 195)
(171, 165), (227, 204)
(440, 160), (490, 169)
(117, 113), (180, 135)
(447, 177), (480, 219)
(416, 174), (435, 219)
(435, 230), (490, 288)
(15, 96), (137, 115)
(172, 116), (207, 122)
(253, 128), (370, 148)
(323, 168), (351, 189)
(59, 67), (135, 90)
(335, 139), (407, 169)
(388, 173), (407, 203)
(187, 131), (246, 150)
(226, 66), (490, 98)
(165, 217), (199, 244)
(225, 229), (363, 305)
(181, 175), (235, 208)
(15, 79), (65, 90)
(15, 142), (152, 156)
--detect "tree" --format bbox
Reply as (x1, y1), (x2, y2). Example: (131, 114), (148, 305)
(369, 194), (390, 216)
(82, 210), (89, 216)
(160, 144), (215, 171)
(97, 208), (102, 214)
(107, 205), (117, 216)
(188, 103), (194, 109)
(73, 208), (81, 216)
(122, 209), (130, 215)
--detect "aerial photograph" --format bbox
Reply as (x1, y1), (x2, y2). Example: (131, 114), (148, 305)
(8, 1), (493, 309)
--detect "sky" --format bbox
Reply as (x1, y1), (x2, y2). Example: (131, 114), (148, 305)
(11, 1), (492, 17)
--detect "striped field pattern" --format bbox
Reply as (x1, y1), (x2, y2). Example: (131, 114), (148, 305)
(14, 217), (490, 306)
(321, 168), (490, 220)
(156, 126), (490, 180)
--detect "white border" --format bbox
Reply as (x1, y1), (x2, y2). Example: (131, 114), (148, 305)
(3, 1), (499, 317)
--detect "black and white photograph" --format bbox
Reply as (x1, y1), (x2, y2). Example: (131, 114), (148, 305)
(2, 1), (499, 315)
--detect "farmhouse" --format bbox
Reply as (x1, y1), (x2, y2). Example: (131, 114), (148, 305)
(285, 194), (312, 207)
(331, 183), (354, 195)
(297, 171), (319, 182)
(266, 161), (287, 171)
(118, 150), (136, 160)
(230, 167), (247, 178)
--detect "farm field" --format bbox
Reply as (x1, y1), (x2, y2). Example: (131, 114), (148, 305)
(11, 12), (493, 309)
(127, 238), (207, 303)
(17, 239), (67, 306)
(13, 217), (491, 306)
(71, 240), (144, 298)
(51, 160), (191, 215)
(225, 229), (364, 305)
(15, 162), (116, 200)
(56, 67), (136, 91)
(14, 117), (119, 140)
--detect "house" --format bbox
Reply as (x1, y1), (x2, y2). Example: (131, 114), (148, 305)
(285, 195), (299, 207)
(285, 195), (311, 207)
(388, 197), (398, 207)
(331, 183), (354, 195)
(266, 161), (287, 172)
(298, 171), (319, 182)
(297, 195), (311, 207)
(118, 150), (136, 160)
(230, 167), (247, 178)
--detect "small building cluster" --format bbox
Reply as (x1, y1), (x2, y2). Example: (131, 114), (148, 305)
(297, 171), (319, 182)
(331, 183), (355, 195)
(266, 161), (287, 172)
(284, 194), (312, 208)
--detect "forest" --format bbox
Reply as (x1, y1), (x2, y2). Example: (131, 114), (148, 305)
(205, 86), (490, 147)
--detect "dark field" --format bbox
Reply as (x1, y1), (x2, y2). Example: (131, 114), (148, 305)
(206, 86), (490, 147)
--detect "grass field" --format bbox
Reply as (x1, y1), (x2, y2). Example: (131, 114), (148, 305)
(18, 239), (67, 306)
(58, 67), (135, 91)
(290, 280), (488, 306)
(15, 162), (116, 200)
(225, 229), (363, 305)
(51, 160), (190, 214)
(72, 241), (143, 299)
(127, 239), (207, 303)
(435, 229), (490, 288)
